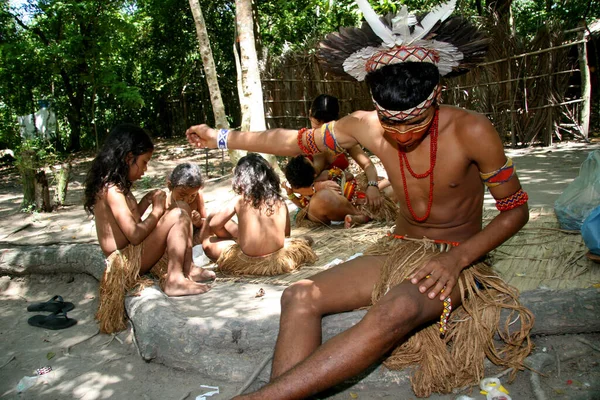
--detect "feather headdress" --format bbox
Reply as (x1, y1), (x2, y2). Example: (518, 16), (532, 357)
(318, 0), (489, 82)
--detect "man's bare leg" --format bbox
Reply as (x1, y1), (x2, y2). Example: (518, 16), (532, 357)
(270, 255), (384, 378)
(238, 275), (462, 399)
(142, 208), (211, 296)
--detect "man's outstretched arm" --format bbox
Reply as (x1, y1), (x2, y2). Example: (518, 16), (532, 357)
(186, 117), (362, 157)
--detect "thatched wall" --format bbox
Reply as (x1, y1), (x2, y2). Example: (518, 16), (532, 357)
(262, 53), (374, 129)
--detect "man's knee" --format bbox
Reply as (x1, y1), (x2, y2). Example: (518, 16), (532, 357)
(281, 280), (320, 314)
(367, 291), (423, 332)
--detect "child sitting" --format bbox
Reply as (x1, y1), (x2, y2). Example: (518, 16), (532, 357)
(84, 124), (214, 334)
(284, 155), (397, 228)
(166, 162), (207, 244)
(200, 153), (317, 276)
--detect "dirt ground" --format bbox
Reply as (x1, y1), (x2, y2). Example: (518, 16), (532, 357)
(1, 137), (600, 400)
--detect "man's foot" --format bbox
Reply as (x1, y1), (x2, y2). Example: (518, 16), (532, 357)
(188, 266), (217, 282)
(344, 214), (371, 229)
(163, 275), (211, 296)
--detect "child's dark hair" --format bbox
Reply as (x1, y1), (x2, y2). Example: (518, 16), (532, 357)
(310, 94), (339, 123)
(168, 163), (204, 189)
(232, 153), (283, 213)
(365, 62), (440, 111)
(285, 155), (316, 189)
(84, 124), (154, 214)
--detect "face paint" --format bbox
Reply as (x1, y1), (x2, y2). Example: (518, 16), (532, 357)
(380, 108), (435, 146)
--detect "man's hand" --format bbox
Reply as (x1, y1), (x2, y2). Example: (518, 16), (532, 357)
(314, 180), (341, 194)
(410, 251), (463, 301)
(186, 125), (218, 149)
(365, 186), (383, 210)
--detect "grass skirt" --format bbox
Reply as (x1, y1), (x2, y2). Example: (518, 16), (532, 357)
(95, 243), (168, 334)
(364, 236), (534, 397)
(216, 238), (317, 276)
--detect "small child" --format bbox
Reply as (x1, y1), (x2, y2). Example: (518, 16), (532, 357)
(84, 124), (214, 334)
(166, 162), (207, 244)
(200, 153), (317, 276)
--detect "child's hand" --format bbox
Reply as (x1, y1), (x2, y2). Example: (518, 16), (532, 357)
(151, 190), (167, 214)
(191, 210), (204, 227)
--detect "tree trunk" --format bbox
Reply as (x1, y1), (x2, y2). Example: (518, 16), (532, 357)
(53, 162), (71, 206)
(235, 0), (281, 172)
(35, 170), (52, 212)
(578, 21), (591, 140)
(188, 0), (229, 130)
(18, 149), (37, 211)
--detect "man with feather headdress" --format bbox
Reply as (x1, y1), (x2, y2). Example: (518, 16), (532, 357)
(187, 0), (534, 397)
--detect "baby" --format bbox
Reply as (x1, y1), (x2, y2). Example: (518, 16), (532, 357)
(166, 162), (207, 244)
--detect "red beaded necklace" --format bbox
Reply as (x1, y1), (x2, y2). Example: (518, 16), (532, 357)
(397, 108), (439, 222)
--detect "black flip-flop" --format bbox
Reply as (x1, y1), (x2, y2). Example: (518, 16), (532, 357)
(27, 295), (75, 313)
(28, 310), (77, 330)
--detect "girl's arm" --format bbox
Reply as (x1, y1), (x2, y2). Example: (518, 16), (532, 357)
(106, 187), (166, 245)
(284, 203), (291, 237)
(196, 191), (207, 218)
(137, 189), (161, 215)
(209, 196), (239, 232)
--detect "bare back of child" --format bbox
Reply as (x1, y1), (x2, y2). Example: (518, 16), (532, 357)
(200, 153), (315, 276)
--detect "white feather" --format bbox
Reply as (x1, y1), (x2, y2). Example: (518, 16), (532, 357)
(390, 6), (411, 45)
(355, 0), (395, 47)
(408, 0), (457, 44)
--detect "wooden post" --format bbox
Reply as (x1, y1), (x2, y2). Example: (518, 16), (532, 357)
(578, 21), (591, 140)
(508, 57), (516, 147)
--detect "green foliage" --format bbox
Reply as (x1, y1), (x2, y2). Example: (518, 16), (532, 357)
(0, 0), (595, 153)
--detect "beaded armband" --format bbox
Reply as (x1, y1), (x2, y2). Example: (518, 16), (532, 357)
(321, 122), (345, 155)
(495, 188), (528, 212)
(480, 157), (515, 188)
(297, 128), (313, 155)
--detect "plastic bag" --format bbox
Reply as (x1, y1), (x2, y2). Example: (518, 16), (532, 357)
(554, 150), (600, 231)
(582, 205), (600, 256)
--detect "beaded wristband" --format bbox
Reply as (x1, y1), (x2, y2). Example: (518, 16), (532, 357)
(217, 129), (230, 150)
(367, 180), (378, 187)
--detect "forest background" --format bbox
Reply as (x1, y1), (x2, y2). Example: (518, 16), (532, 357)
(0, 0), (598, 179)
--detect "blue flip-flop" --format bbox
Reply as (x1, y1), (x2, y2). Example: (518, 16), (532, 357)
(27, 295), (75, 313)
(28, 310), (77, 330)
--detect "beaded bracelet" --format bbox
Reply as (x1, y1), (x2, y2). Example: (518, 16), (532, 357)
(217, 129), (230, 150)
(367, 180), (378, 187)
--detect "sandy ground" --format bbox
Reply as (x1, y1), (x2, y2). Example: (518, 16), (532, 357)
(1, 138), (600, 399)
